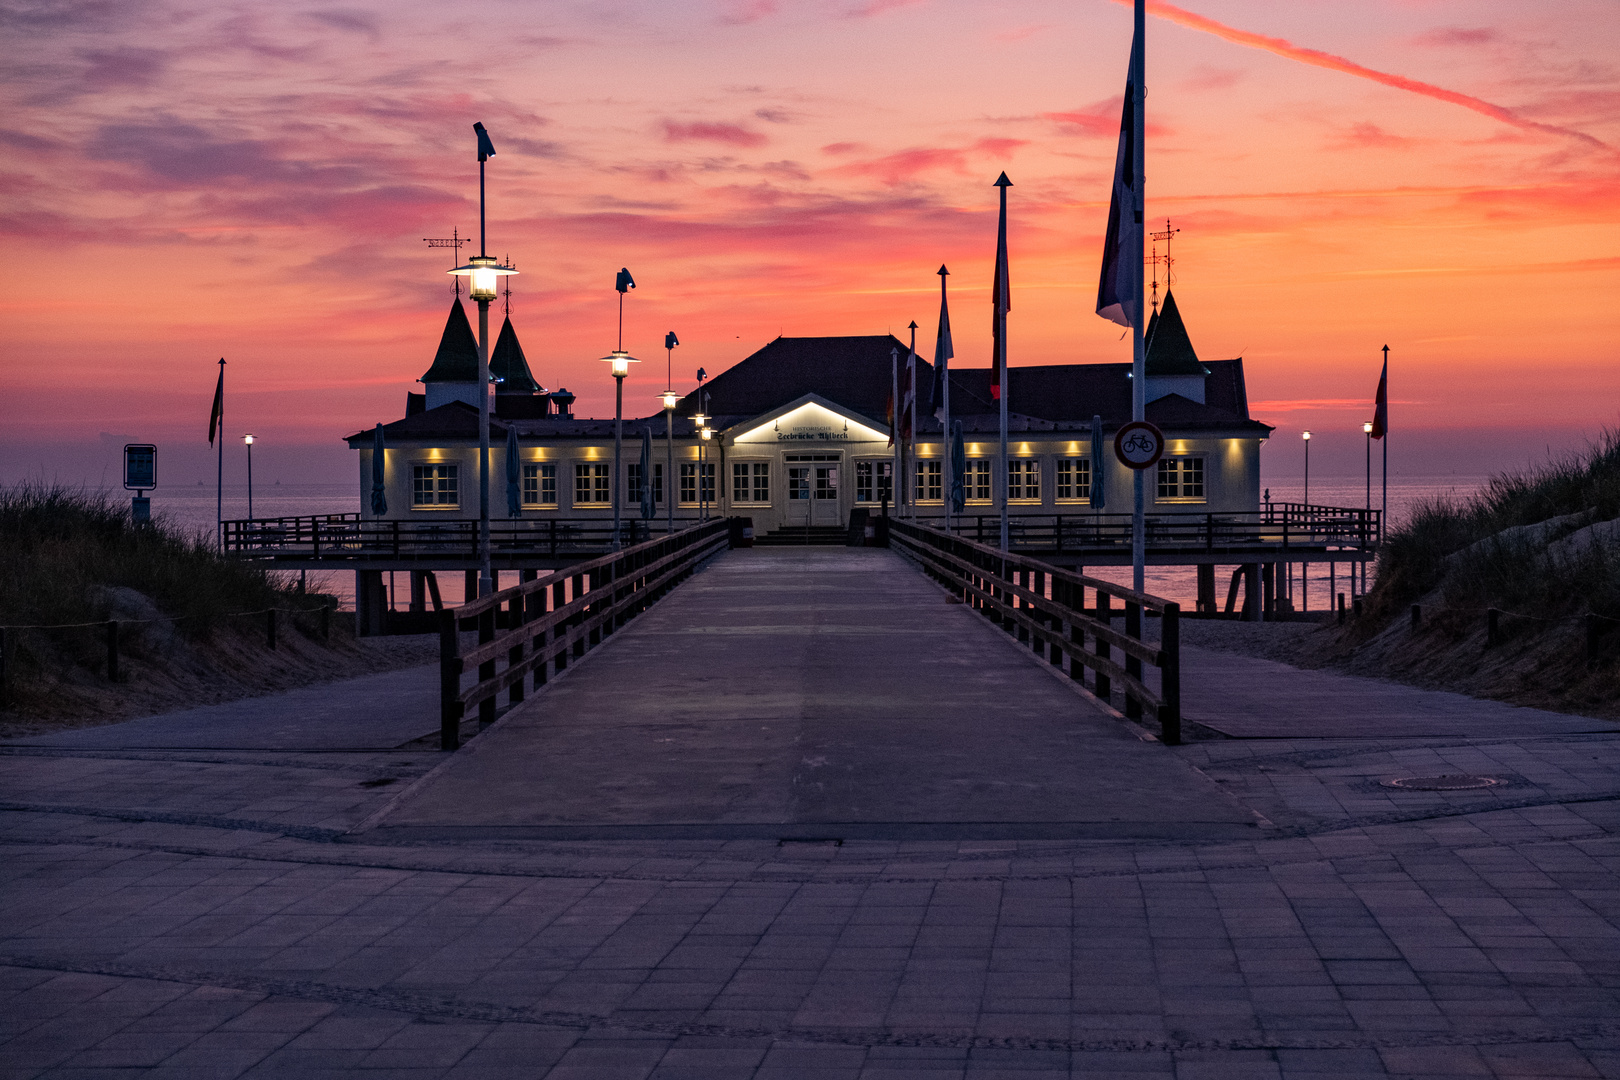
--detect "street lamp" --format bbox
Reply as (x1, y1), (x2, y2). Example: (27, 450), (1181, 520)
(690, 409), (708, 523)
(661, 387), (679, 535)
(1301, 430), (1311, 507)
(448, 122), (518, 596)
(600, 349), (640, 547)
(243, 433), (255, 519)
(1362, 421), (1374, 512)
(700, 425), (713, 522)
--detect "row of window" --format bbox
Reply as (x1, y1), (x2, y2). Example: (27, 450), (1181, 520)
(411, 456), (1206, 509)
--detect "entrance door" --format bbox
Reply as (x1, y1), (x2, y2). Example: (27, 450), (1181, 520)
(813, 464), (840, 526)
(787, 467), (811, 525)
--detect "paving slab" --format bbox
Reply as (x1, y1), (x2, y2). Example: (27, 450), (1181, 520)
(4, 664), (441, 751)
(369, 549), (1256, 841)
(1180, 647), (1615, 739)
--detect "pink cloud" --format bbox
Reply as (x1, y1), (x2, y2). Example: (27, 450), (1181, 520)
(820, 141), (866, 156)
(830, 137), (1027, 185)
(1412, 26), (1499, 48)
(662, 120), (768, 148)
(844, 0), (924, 17)
(719, 0), (777, 25)
(1334, 122), (1412, 149)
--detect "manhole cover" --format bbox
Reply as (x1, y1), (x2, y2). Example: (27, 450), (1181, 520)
(1382, 775), (1500, 791)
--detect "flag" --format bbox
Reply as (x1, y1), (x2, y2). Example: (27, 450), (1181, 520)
(1089, 414), (1106, 509)
(207, 364), (224, 445)
(885, 390), (895, 448)
(372, 424), (389, 517)
(1370, 353), (1388, 439)
(930, 265), (953, 422)
(991, 173), (1011, 399)
(950, 421), (966, 513)
(1095, 26), (1144, 329)
(505, 425), (521, 517)
(901, 342), (917, 444)
(639, 427), (655, 520)
(616, 267), (636, 293)
(473, 121), (496, 161)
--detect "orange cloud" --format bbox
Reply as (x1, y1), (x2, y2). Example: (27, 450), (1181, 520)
(1130, 0), (1609, 150)
(831, 137), (1027, 185)
(662, 120), (768, 148)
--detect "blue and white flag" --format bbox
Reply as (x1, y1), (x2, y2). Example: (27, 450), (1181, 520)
(1096, 25), (1144, 329)
(930, 265), (953, 422)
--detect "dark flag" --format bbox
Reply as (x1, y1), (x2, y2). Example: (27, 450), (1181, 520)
(991, 173), (1011, 399)
(207, 365), (224, 445)
(1370, 353), (1388, 439)
(885, 390), (895, 448)
(1089, 414), (1107, 509)
(902, 339), (917, 445)
(505, 425), (521, 517)
(950, 421), (966, 513)
(930, 265), (953, 422)
(1096, 25), (1144, 329)
(373, 424), (389, 517)
(473, 122), (496, 161)
(639, 427), (655, 520)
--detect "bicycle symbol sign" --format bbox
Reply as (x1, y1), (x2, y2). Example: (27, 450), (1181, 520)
(1113, 421), (1165, 470)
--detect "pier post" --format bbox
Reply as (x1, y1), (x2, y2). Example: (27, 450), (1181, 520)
(438, 609), (462, 751)
(1094, 589), (1112, 701)
(410, 572), (426, 614)
(1160, 602), (1181, 745)
(478, 606), (497, 727)
(1124, 600), (1142, 719)
(1196, 564), (1215, 614)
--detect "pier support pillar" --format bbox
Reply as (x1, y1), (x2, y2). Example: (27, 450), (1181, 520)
(410, 572), (426, 614)
(355, 570), (387, 637)
(464, 570), (478, 606)
(1245, 562), (1263, 623)
(1196, 565), (1216, 614)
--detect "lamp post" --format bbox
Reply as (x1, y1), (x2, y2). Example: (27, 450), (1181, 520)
(700, 424), (713, 521)
(243, 434), (255, 519)
(1301, 430), (1311, 507)
(690, 407), (708, 523)
(662, 389), (678, 535)
(1363, 421), (1373, 512)
(600, 350), (639, 547)
(448, 122), (517, 596)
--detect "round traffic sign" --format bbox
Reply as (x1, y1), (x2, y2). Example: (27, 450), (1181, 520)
(1113, 421), (1165, 470)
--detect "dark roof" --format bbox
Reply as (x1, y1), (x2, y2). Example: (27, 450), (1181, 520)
(419, 299), (479, 384)
(673, 335), (929, 425)
(345, 401), (643, 444)
(490, 316), (541, 394)
(1143, 290), (1205, 377)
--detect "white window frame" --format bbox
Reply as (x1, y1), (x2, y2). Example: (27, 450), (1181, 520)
(521, 462), (557, 508)
(914, 459), (942, 503)
(854, 460), (894, 504)
(574, 462), (610, 506)
(964, 459), (991, 503)
(411, 463), (459, 509)
(731, 461), (770, 505)
(1007, 458), (1041, 503)
(1056, 458), (1091, 503)
(1156, 456), (1206, 503)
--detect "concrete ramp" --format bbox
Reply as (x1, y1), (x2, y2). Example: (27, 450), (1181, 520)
(368, 549), (1256, 841)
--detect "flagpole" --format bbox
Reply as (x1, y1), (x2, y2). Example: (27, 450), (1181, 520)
(1381, 344), (1389, 531)
(891, 345), (901, 515)
(216, 357), (224, 549)
(994, 174), (1011, 552)
(939, 266), (952, 535)
(907, 321), (918, 520)
(1130, 0), (1147, 593)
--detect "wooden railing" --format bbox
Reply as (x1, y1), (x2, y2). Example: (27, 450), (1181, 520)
(901, 503), (1379, 553)
(436, 520), (729, 749)
(222, 514), (706, 561)
(889, 519), (1184, 744)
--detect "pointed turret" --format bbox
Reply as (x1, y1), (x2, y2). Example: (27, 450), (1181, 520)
(490, 315), (541, 395)
(1142, 290), (1209, 404)
(420, 298), (479, 383)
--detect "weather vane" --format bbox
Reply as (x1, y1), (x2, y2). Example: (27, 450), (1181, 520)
(502, 255), (516, 315)
(1147, 218), (1180, 314)
(422, 227), (470, 297)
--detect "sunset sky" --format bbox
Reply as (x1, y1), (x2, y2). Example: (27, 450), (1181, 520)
(2, 0), (1616, 485)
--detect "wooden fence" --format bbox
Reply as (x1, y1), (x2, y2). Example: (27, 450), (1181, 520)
(436, 519), (729, 749)
(889, 519), (1183, 744)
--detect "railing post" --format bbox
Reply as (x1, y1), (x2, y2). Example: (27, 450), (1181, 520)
(1094, 589), (1111, 701)
(1069, 582), (1086, 683)
(1159, 602), (1180, 745)
(509, 593), (526, 706)
(1124, 600), (1143, 719)
(478, 605), (497, 727)
(553, 577), (569, 672)
(439, 609), (463, 751)
(312, 519), (320, 559)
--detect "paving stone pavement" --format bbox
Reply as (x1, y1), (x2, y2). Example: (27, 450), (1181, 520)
(4, 549), (1620, 1078)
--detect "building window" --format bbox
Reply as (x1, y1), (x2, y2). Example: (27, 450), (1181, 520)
(522, 463), (557, 507)
(1008, 458), (1040, 501)
(964, 459), (991, 502)
(628, 463), (665, 506)
(680, 462), (715, 504)
(412, 464), (458, 507)
(1157, 457), (1205, 500)
(574, 462), (610, 505)
(855, 461), (893, 504)
(914, 459), (942, 502)
(732, 462), (769, 504)
(1056, 458), (1091, 501)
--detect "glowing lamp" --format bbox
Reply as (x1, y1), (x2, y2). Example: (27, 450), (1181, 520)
(1301, 430), (1311, 441)
(448, 254), (517, 302)
(661, 391), (679, 411)
(243, 433), (255, 446)
(700, 426), (713, 441)
(599, 350), (639, 378)
(1363, 421), (1374, 434)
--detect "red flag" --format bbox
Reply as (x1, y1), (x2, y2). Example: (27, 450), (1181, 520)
(207, 364), (224, 445)
(1370, 354), (1388, 440)
(886, 391), (895, 447)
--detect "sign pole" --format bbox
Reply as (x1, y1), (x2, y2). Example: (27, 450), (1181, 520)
(1130, 0), (1146, 592)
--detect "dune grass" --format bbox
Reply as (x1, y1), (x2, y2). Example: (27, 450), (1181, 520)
(1369, 431), (1620, 623)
